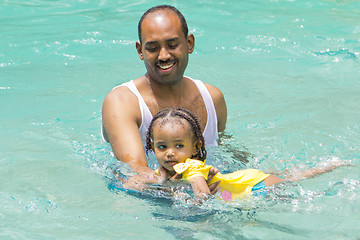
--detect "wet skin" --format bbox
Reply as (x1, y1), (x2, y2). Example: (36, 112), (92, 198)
(152, 120), (198, 175)
(136, 9), (195, 86)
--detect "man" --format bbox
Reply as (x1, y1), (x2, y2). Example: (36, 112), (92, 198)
(102, 5), (227, 183)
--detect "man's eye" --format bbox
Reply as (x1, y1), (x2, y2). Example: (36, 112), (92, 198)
(146, 46), (158, 52)
(168, 44), (178, 49)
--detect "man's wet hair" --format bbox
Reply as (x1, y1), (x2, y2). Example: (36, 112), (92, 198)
(145, 108), (207, 161)
(138, 5), (189, 44)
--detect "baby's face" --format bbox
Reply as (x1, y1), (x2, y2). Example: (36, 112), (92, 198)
(152, 121), (196, 172)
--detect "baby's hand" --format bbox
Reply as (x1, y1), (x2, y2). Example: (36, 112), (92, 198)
(207, 167), (221, 195)
(169, 172), (182, 181)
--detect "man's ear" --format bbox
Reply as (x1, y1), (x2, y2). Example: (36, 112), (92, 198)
(136, 41), (144, 60)
(187, 33), (195, 54)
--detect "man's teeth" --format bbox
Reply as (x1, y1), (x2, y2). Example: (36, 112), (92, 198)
(158, 62), (175, 69)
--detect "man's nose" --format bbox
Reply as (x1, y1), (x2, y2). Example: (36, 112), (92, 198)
(158, 47), (170, 61)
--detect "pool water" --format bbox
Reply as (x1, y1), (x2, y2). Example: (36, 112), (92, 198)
(1, 0), (360, 239)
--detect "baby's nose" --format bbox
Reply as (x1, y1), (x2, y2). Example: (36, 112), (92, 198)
(166, 149), (175, 157)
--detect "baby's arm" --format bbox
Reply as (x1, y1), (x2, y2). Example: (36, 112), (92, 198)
(187, 176), (211, 200)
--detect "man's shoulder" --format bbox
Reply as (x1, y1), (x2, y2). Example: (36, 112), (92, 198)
(185, 77), (222, 94)
(102, 80), (142, 125)
(103, 80), (141, 109)
(105, 83), (134, 101)
(184, 77), (225, 106)
(106, 76), (145, 94)
(201, 82), (224, 103)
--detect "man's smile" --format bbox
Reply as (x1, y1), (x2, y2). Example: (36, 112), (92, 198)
(157, 61), (176, 71)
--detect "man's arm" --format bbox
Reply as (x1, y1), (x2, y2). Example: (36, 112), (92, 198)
(102, 86), (152, 174)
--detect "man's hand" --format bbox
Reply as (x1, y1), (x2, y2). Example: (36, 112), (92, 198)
(122, 171), (158, 191)
(123, 166), (221, 196)
(122, 166), (173, 191)
(122, 174), (147, 191)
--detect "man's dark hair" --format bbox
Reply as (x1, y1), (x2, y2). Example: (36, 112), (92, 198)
(138, 5), (189, 44)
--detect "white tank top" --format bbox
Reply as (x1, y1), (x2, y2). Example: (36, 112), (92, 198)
(103, 78), (218, 146)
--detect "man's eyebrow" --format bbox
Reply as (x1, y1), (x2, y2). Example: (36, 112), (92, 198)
(166, 37), (179, 42)
(145, 37), (180, 45)
(145, 40), (158, 46)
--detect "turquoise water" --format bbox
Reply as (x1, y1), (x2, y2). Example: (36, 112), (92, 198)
(1, 0), (360, 239)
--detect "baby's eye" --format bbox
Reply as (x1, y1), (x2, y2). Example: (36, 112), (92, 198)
(176, 144), (184, 148)
(158, 145), (167, 150)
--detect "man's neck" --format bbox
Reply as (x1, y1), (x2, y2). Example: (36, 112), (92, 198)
(147, 75), (187, 105)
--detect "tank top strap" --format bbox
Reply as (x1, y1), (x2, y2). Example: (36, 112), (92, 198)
(190, 79), (218, 146)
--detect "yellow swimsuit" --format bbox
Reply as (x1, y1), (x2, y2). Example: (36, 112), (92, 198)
(173, 159), (270, 201)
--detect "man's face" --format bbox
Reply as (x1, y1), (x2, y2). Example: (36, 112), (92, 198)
(137, 10), (194, 85)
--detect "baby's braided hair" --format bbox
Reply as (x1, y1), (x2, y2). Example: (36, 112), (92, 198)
(145, 108), (207, 161)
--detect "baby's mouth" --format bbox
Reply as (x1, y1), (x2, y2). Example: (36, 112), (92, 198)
(165, 160), (178, 166)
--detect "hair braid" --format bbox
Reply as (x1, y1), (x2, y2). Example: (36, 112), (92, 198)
(145, 108), (207, 161)
(145, 108), (170, 155)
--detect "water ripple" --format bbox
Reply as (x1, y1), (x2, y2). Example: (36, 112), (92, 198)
(313, 48), (358, 61)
